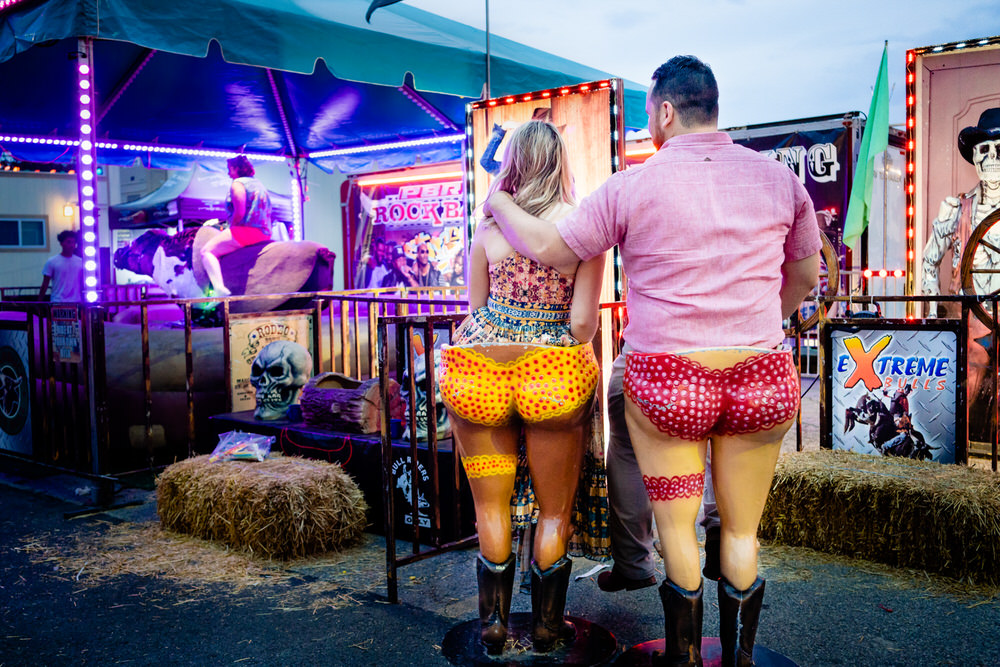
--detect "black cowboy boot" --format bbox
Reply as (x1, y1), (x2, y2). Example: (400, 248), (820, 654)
(476, 553), (516, 654)
(658, 578), (704, 667)
(718, 576), (766, 667)
(530, 556), (575, 652)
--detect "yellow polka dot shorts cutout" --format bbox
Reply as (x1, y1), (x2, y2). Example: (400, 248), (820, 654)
(439, 343), (600, 427)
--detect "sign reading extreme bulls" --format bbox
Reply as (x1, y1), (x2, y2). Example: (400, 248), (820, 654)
(821, 319), (965, 464)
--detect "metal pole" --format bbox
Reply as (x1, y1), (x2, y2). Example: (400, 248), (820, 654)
(882, 149), (889, 271)
(86, 306), (102, 475)
(484, 0), (491, 98)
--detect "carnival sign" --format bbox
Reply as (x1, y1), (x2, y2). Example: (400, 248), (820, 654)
(367, 181), (464, 228)
(822, 320), (965, 464)
(227, 310), (315, 414)
(51, 305), (82, 363)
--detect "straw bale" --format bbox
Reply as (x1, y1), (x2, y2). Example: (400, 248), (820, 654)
(156, 454), (368, 559)
(760, 450), (1000, 584)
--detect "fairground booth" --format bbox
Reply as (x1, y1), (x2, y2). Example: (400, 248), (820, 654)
(3, 0), (999, 612)
(0, 0), (652, 593)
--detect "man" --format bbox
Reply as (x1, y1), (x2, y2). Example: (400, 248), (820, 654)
(364, 238), (390, 288)
(380, 245), (415, 289)
(487, 55), (819, 665)
(412, 242), (442, 287)
(40, 230), (84, 302)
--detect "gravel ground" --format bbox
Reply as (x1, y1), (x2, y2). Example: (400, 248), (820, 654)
(2, 378), (998, 666)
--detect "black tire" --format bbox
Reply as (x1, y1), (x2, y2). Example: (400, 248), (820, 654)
(0, 345), (29, 435)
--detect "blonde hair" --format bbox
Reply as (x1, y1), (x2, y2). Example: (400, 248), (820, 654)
(486, 120), (575, 217)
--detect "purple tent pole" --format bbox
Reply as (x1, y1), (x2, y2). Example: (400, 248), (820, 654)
(76, 37), (100, 303)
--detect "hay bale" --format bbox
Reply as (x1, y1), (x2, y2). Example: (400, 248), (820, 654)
(761, 450), (1000, 584)
(156, 454), (368, 559)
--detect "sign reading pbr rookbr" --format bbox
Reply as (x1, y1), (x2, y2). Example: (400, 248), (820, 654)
(346, 170), (466, 290)
(821, 320), (965, 464)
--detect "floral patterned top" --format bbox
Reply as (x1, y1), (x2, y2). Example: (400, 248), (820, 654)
(452, 252), (578, 346)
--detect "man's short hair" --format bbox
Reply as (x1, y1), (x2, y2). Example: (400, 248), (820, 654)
(57, 230), (77, 244)
(650, 56), (719, 127)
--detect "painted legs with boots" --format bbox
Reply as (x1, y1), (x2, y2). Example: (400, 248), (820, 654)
(530, 556), (575, 652)
(477, 553), (516, 654)
(718, 576), (765, 667)
(658, 578), (704, 667)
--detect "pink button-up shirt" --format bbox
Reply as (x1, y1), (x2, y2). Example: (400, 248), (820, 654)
(557, 132), (821, 353)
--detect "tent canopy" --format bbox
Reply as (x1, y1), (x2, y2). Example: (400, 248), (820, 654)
(0, 0), (648, 173)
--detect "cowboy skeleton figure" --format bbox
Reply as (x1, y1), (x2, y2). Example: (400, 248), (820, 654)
(922, 108), (1000, 298)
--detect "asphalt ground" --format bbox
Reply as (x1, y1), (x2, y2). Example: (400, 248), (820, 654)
(1, 379), (998, 667)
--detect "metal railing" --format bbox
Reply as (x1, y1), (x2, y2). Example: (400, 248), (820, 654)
(378, 313), (475, 604)
(0, 285), (467, 481)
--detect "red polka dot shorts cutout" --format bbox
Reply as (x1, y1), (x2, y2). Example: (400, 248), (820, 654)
(623, 349), (799, 440)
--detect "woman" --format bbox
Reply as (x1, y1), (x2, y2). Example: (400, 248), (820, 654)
(448, 252), (466, 287)
(200, 155), (273, 297)
(439, 120), (607, 654)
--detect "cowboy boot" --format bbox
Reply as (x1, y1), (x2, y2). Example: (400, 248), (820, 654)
(718, 576), (766, 667)
(658, 578), (704, 667)
(530, 556), (575, 652)
(476, 553), (516, 654)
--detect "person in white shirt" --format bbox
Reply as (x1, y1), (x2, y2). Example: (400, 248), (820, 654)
(40, 230), (84, 303)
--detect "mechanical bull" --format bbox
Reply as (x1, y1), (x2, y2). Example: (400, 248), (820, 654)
(114, 227), (336, 312)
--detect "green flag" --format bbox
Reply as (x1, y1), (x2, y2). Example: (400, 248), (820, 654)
(843, 42), (890, 248)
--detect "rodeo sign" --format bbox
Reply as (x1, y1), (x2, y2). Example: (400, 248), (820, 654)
(822, 320), (965, 464)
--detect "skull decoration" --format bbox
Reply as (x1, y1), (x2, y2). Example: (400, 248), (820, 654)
(973, 139), (1000, 187)
(249, 340), (313, 420)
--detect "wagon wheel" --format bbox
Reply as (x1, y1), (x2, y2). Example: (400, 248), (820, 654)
(794, 229), (839, 333)
(959, 207), (1000, 330)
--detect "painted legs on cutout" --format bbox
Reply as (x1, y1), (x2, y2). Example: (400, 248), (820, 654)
(625, 348), (796, 665)
(624, 347), (797, 589)
(442, 343), (596, 569)
(443, 343), (597, 653)
(624, 407), (707, 591)
(524, 395), (589, 570)
(450, 414), (519, 565)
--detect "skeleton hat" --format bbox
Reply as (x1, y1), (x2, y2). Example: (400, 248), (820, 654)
(958, 107), (1000, 164)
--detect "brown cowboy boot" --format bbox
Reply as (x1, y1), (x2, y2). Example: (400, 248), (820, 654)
(476, 553), (516, 654)
(530, 556), (576, 652)
(658, 577), (704, 667)
(718, 576), (765, 667)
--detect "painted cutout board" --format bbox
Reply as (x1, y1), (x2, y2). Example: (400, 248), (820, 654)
(226, 310), (316, 414)
(821, 319), (966, 464)
(343, 165), (466, 291)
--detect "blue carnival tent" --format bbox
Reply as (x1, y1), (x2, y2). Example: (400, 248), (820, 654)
(0, 0), (648, 173)
(0, 0), (647, 295)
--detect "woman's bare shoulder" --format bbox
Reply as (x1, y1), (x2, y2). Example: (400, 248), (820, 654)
(543, 201), (577, 223)
(474, 218), (514, 264)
